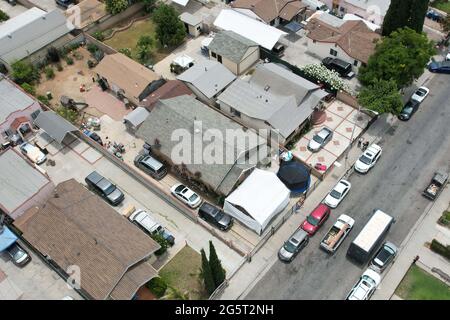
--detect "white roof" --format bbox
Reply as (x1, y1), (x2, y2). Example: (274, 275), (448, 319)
(213, 9), (287, 50)
(224, 169), (290, 227)
(173, 54), (194, 68)
(179, 12), (202, 26)
(343, 14), (381, 31)
(0, 76), (35, 123)
(0, 7), (46, 38)
(201, 37), (214, 48)
(353, 210), (393, 251)
(171, 0), (190, 6)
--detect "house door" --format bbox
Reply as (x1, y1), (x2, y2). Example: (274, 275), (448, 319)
(218, 55), (222, 63)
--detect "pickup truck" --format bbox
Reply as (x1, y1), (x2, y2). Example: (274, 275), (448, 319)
(423, 171), (448, 200)
(320, 214), (355, 253)
(129, 209), (175, 246)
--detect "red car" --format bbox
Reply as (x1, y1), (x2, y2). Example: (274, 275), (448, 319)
(301, 204), (331, 235)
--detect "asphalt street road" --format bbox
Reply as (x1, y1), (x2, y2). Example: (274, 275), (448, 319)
(245, 74), (450, 300)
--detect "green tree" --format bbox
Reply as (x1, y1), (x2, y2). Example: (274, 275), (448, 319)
(160, 286), (189, 300)
(151, 233), (169, 256)
(56, 106), (78, 123)
(408, 0), (429, 33)
(359, 28), (435, 88)
(358, 79), (403, 115)
(146, 277), (167, 298)
(0, 9), (9, 22)
(20, 83), (36, 96)
(119, 48), (132, 57)
(200, 249), (215, 295)
(142, 0), (158, 12)
(441, 14), (450, 33)
(152, 4), (186, 47)
(105, 0), (129, 15)
(208, 241), (226, 288)
(382, 0), (411, 36)
(11, 61), (39, 85)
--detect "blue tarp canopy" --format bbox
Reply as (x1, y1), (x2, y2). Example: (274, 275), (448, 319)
(284, 21), (303, 33)
(0, 226), (17, 252)
(277, 160), (311, 193)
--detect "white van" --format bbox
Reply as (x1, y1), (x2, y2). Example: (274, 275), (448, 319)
(19, 142), (46, 165)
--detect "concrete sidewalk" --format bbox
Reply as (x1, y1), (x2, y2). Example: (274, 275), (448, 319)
(373, 185), (450, 300)
(219, 113), (398, 299)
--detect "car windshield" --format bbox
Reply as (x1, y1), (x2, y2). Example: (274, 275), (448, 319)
(103, 183), (116, 195)
(359, 155), (372, 165)
(402, 105), (413, 114)
(189, 194), (198, 202)
(330, 190), (341, 199)
(175, 185), (185, 193)
(361, 275), (376, 287)
(416, 89), (426, 96)
(375, 248), (392, 264)
(307, 215), (320, 226)
(283, 240), (297, 253)
(313, 135), (324, 144)
(11, 248), (25, 261)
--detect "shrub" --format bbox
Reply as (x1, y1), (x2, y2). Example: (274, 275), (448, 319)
(430, 239), (450, 260)
(87, 43), (99, 54)
(438, 211), (450, 227)
(11, 61), (39, 85)
(56, 106), (78, 123)
(0, 9), (9, 22)
(299, 64), (349, 92)
(119, 48), (132, 57)
(93, 31), (105, 41)
(146, 277), (167, 298)
(73, 51), (83, 61)
(151, 233), (169, 256)
(56, 63), (63, 72)
(20, 83), (36, 96)
(47, 47), (60, 63)
(65, 56), (74, 65)
(37, 95), (50, 105)
(87, 60), (96, 68)
(45, 67), (55, 79)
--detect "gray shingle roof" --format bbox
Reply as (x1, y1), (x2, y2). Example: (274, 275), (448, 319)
(0, 76), (35, 123)
(176, 59), (236, 99)
(34, 111), (78, 145)
(0, 8), (74, 64)
(217, 63), (328, 139)
(136, 95), (265, 195)
(208, 30), (258, 64)
(0, 149), (51, 214)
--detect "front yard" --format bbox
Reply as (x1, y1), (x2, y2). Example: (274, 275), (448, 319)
(395, 265), (450, 300)
(432, 0), (450, 14)
(159, 245), (209, 300)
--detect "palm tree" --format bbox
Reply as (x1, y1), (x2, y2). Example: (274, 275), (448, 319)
(160, 286), (189, 300)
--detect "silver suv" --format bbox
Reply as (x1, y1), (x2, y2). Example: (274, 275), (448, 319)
(134, 154), (167, 180)
(278, 229), (309, 262)
(308, 127), (333, 152)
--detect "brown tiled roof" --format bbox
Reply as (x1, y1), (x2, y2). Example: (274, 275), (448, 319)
(306, 18), (381, 64)
(16, 179), (160, 300)
(10, 116), (30, 130)
(141, 80), (192, 111)
(232, 0), (306, 24)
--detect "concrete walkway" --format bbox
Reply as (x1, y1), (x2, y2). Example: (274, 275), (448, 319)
(373, 185), (450, 300)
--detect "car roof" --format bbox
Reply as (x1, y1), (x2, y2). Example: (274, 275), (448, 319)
(317, 127), (331, 138)
(200, 202), (221, 217)
(310, 203), (329, 219)
(86, 171), (103, 183)
(291, 229), (308, 242)
(142, 155), (163, 170)
(366, 144), (381, 154)
(334, 180), (350, 192)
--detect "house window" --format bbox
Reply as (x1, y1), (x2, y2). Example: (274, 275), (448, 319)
(353, 60), (359, 66)
(330, 49), (338, 56)
(230, 107), (241, 118)
(211, 52), (217, 58)
(217, 55), (222, 63)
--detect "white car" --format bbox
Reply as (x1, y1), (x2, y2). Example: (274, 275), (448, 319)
(354, 144), (382, 174)
(410, 86), (429, 103)
(170, 183), (202, 209)
(19, 142), (46, 165)
(324, 179), (351, 208)
(346, 268), (381, 300)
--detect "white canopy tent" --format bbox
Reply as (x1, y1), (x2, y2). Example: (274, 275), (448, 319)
(171, 0), (190, 6)
(224, 169), (290, 235)
(213, 9), (287, 50)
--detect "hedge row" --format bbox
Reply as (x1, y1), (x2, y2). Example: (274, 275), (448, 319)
(430, 239), (450, 260)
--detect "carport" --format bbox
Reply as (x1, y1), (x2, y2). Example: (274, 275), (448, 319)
(33, 111), (79, 146)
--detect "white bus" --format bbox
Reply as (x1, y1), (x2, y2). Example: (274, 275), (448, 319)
(347, 209), (394, 264)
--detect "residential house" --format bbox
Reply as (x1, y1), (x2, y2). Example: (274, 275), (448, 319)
(177, 59), (236, 106)
(231, 0), (308, 26)
(179, 12), (202, 37)
(217, 63), (329, 144)
(0, 148), (54, 220)
(0, 75), (41, 145)
(94, 53), (165, 106)
(305, 13), (381, 71)
(322, 0), (390, 25)
(65, 0), (108, 30)
(13, 179), (160, 300)
(0, 8), (75, 70)
(136, 95), (268, 196)
(140, 80), (193, 111)
(208, 31), (260, 75)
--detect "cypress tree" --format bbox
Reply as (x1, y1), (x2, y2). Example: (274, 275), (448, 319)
(407, 0), (429, 33)
(200, 249), (216, 295)
(382, 0), (411, 36)
(208, 241), (226, 287)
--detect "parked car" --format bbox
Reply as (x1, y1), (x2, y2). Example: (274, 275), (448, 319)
(346, 268), (381, 300)
(322, 57), (355, 79)
(134, 154), (168, 180)
(198, 202), (233, 231)
(369, 242), (398, 273)
(398, 100), (420, 121)
(354, 144), (382, 174)
(410, 86), (429, 103)
(55, 0), (74, 8)
(278, 228), (309, 262)
(170, 183), (202, 209)
(85, 171), (124, 206)
(308, 127), (333, 152)
(83, 129), (103, 146)
(428, 60), (450, 73)
(19, 142), (46, 165)
(301, 203), (330, 235)
(129, 209), (175, 246)
(324, 179), (351, 208)
(5, 243), (31, 267)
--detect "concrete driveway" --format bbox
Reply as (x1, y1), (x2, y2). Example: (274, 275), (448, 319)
(0, 1), (28, 18)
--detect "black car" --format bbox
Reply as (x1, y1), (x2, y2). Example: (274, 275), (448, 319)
(322, 57), (355, 79)
(134, 153), (168, 180)
(198, 202), (233, 231)
(369, 242), (398, 273)
(398, 100), (420, 121)
(55, 0), (74, 8)
(85, 171), (125, 206)
(5, 243), (31, 267)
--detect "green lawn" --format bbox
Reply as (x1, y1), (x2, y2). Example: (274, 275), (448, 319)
(159, 245), (209, 300)
(104, 19), (170, 64)
(433, 0), (450, 14)
(395, 265), (450, 300)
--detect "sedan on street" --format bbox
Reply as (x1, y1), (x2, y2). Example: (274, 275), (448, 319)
(410, 86), (429, 103)
(308, 127), (333, 152)
(170, 183), (202, 209)
(324, 179), (351, 208)
(369, 242), (398, 273)
(346, 268), (381, 300)
(354, 144), (382, 174)
(398, 100), (420, 121)
(278, 229), (309, 262)
(428, 60), (450, 73)
(301, 203), (330, 235)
